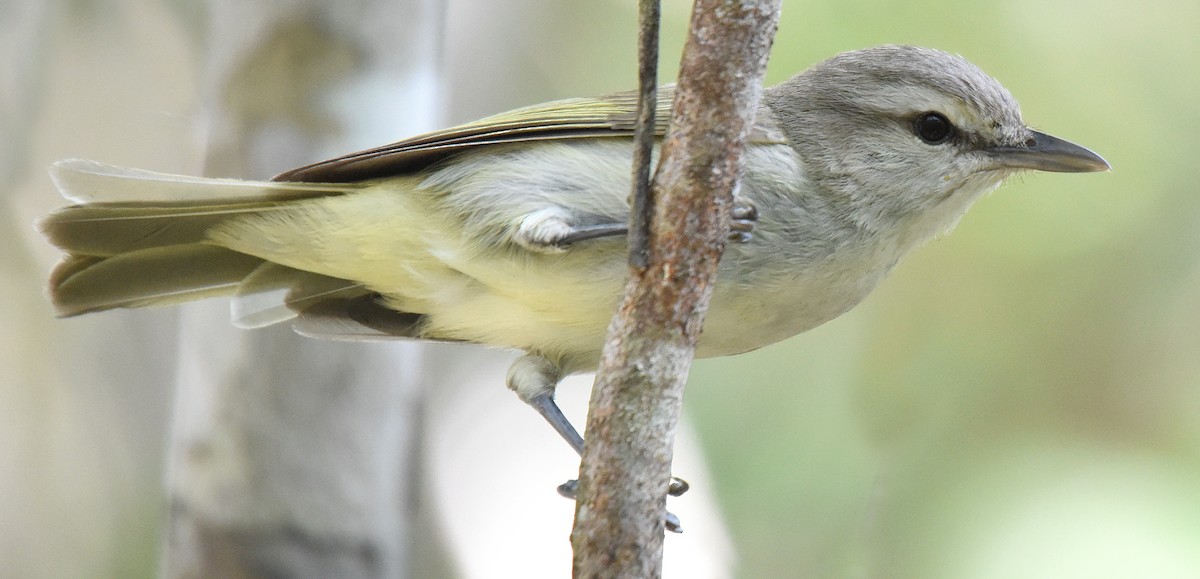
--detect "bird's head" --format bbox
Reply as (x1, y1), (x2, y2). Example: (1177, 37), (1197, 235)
(764, 45), (1107, 239)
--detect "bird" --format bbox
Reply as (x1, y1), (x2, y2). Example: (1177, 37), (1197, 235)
(38, 45), (1108, 461)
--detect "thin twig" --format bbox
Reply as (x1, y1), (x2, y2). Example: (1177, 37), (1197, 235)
(629, 0), (660, 270)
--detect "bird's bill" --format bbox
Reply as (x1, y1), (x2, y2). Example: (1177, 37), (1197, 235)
(988, 130), (1110, 173)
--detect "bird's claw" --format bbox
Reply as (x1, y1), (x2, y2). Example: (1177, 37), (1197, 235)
(729, 200), (758, 243)
(557, 478), (685, 533)
(557, 479), (578, 499)
(665, 512), (683, 533)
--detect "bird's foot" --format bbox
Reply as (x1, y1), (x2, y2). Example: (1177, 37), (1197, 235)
(729, 199), (758, 243)
(557, 477), (687, 533)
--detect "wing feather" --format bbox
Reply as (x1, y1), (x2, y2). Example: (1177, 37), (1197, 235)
(273, 85), (789, 183)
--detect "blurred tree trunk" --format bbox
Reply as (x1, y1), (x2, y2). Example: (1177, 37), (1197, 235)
(164, 2), (444, 577)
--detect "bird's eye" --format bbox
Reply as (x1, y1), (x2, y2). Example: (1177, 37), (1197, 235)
(913, 112), (954, 144)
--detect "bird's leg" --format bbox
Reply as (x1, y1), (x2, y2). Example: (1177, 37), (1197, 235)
(528, 391), (585, 455)
(514, 200), (758, 252)
(512, 207), (626, 252)
(556, 223), (630, 246)
(507, 353), (687, 533)
(507, 354), (584, 452)
(528, 390), (688, 498)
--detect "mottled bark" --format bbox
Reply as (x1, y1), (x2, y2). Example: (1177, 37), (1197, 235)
(571, 0), (781, 577)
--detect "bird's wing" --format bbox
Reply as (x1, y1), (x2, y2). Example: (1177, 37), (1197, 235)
(273, 85), (790, 183)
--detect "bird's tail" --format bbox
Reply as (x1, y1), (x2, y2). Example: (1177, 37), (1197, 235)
(38, 160), (369, 328)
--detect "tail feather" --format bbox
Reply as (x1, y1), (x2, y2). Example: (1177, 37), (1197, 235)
(41, 159), (423, 340)
(49, 159), (359, 204)
(39, 202), (294, 257)
(49, 244), (263, 316)
(41, 160), (362, 320)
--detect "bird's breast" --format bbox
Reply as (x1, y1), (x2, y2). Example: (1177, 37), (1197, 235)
(696, 236), (896, 358)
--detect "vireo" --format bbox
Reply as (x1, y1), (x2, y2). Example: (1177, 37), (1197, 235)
(40, 45), (1108, 458)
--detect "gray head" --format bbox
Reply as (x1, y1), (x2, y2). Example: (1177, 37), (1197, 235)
(764, 45), (1107, 238)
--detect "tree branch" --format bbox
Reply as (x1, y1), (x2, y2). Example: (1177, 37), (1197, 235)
(571, 0), (781, 576)
(628, 0), (660, 270)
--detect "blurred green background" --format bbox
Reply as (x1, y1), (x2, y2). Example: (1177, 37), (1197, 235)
(686, 1), (1200, 578)
(4, 0), (1198, 577)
